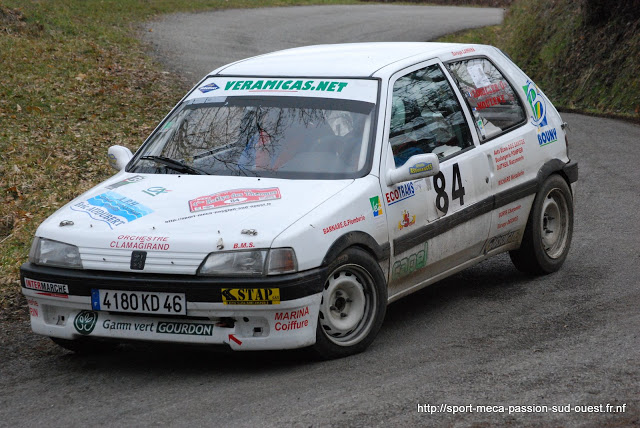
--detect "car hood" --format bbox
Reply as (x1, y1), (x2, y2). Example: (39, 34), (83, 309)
(37, 173), (354, 273)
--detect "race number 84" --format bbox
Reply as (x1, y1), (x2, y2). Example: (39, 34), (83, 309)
(433, 163), (465, 214)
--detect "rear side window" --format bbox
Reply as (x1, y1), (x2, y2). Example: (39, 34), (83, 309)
(389, 64), (473, 167)
(447, 58), (525, 141)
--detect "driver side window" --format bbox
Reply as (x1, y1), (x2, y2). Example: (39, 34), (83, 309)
(389, 64), (473, 167)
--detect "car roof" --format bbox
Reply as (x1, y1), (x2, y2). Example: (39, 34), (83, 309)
(212, 42), (478, 78)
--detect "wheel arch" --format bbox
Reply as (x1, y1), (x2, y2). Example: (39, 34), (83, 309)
(321, 231), (390, 267)
(537, 159), (579, 194)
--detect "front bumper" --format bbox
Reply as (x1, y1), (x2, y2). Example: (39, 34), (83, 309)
(21, 262), (325, 350)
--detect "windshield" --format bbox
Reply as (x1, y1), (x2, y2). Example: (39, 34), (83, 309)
(129, 96), (377, 179)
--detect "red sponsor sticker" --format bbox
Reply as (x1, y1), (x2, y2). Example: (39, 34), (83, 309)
(188, 188), (281, 213)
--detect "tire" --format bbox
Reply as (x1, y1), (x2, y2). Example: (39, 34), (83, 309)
(509, 174), (574, 274)
(312, 247), (387, 359)
(51, 337), (117, 354)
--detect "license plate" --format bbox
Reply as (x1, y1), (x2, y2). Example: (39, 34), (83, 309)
(91, 289), (186, 315)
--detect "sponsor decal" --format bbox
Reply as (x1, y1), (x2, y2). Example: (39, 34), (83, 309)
(397, 210), (416, 230)
(107, 153), (118, 169)
(105, 175), (145, 190)
(35, 292), (69, 299)
(537, 127), (558, 146)
(469, 81), (507, 98)
(199, 82), (220, 93)
(274, 306), (310, 332)
(28, 299), (39, 317)
(369, 196), (383, 217)
(475, 94), (506, 110)
(323, 215), (366, 235)
(392, 243), (427, 280)
(497, 215), (519, 230)
(484, 230), (521, 252)
(165, 202), (272, 224)
(222, 79), (348, 93)
(233, 242), (255, 249)
(409, 162), (433, 174)
(498, 204), (522, 219)
(141, 187), (171, 197)
(157, 321), (213, 336)
(189, 188), (281, 213)
(74, 310), (98, 335)
(494, 139), (526, 171)
(70, 191), (153, 229)
(386, 182), (415, 205)
(110, 235), (170, 251)
(498, 170), (524, 186)
(221, 288), (280, 305)
(522, 80), (548, 128)
(452, 47), (475, 56)
(24, 278), (69, 294)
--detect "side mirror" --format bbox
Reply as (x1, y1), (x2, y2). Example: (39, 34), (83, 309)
(107, 145), (133, 171)
(386, 153), (440, 186)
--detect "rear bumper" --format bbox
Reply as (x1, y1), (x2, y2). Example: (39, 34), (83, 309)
(21, 263), (325, 350)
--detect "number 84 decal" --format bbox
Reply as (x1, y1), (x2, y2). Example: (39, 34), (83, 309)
(433, 162), (465, 214)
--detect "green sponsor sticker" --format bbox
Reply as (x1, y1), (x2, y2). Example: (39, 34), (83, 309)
(223, 79), (348, 93)
(392, 243), (428, 280)
(74, 310), (98, 335)
(157, 322), (214, 336)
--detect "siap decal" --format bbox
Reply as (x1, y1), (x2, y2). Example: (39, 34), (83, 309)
(189, 188), (281, 213)
(222, 288), (281, 305)
(369, 196), (383, 217)
(199, 82), (220, 93)
(397, 210), (416, 230)
(142, 187), (171, 197)
(70, 191), (153, 229)
(409, 162), (433, 174)
(386, 182), (415, 205)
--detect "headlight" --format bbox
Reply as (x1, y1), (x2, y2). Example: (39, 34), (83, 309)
(198, 248), (297, 276)
(28, 237), (83, 269)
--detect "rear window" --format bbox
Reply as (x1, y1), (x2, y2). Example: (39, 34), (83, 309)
(447, 58), (525, 141)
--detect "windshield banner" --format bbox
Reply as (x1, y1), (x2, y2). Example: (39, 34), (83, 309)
(187, 77), (378, 104)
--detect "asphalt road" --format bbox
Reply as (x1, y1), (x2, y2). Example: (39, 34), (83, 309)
(140, 4), (504, 83)
(2, 5), (639, 428)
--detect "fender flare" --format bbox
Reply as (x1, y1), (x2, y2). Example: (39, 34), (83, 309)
(322, 231), (390, 267)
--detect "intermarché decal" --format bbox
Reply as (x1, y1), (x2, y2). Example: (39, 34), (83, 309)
(222, 80), (348, 92)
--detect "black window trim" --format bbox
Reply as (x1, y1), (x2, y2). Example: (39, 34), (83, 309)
(386, 61), (478, 165)
(444, 55), (528, 145)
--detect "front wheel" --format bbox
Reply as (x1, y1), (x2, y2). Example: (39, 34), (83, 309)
(510, 174), (574, 274)
(312, 247), (387, 359)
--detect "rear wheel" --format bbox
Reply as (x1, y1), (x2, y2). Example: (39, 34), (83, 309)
(312, 247), (387, 359)
(510, 174), (573, 274)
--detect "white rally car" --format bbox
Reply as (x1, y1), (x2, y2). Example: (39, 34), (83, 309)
(22, 43), (577, 358)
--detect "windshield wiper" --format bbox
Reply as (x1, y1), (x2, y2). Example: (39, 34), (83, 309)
(140, 155), (209, 175)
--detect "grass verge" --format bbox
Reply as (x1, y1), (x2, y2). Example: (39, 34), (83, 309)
(436, 0), (640, 122)
(0, 0), (368, 316)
